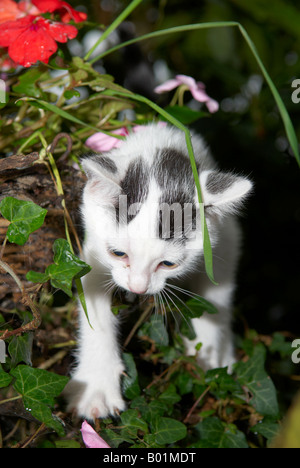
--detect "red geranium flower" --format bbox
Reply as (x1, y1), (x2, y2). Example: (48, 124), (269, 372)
(31, 0), (87, 23)
(0, 15), (78, 67)
(0, 0), (86, 67)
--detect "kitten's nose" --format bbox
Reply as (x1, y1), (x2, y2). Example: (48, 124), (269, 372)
(128, 272), (149, 295)
(129, 286), (147, 295)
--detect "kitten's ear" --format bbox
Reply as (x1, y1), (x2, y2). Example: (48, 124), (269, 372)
(199, 170), (253, 216)
(81, 155), (121, 201)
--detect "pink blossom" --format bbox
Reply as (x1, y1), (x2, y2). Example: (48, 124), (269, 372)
(85, 127), (129, 152)
(85, 123), (167, 153)
(80, 420), (111, 448)
(154, 74), (219, 113)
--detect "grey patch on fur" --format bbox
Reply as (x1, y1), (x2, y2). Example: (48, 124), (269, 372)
(154, 148), (198, 240)
(206, 171), (237, 194)
(81, 153), (118, 174)
(118, 159), (150, 223)
(98, 156), (118, 174)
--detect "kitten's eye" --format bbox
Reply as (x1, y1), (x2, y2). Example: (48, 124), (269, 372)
(111, 250), (128, 259)
(160, 260), (178, 269)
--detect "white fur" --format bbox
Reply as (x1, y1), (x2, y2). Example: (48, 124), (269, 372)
(64, 123), (252, 420)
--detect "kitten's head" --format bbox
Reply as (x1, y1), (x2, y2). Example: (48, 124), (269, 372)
(81, 124), (252, 295)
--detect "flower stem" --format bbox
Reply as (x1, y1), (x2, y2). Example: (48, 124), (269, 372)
(84, 0), (143, 61)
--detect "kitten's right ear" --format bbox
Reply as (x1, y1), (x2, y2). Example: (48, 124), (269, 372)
(81, 154), (121, 201)
(199, 169), (253, 216)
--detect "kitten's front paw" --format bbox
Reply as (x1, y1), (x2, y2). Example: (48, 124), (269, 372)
(64, 378), (126, 420)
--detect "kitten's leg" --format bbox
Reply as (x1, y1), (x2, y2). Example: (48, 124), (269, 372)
(184, 218), (241, 371)
(64, 269), (125, 420)
(184, 285), (236, 371)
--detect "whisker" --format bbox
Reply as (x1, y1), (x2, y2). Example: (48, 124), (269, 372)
(167, 283), (205, 302)
(160, 289), (180, 331)
(162, 288), (189, 330)
(159, 291), (168, 328)
(164, 286), (195, 333)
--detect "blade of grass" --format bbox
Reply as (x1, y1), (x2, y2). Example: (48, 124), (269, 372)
(102, 89), (217, 284)
(237, 23), (300, 166)
(84, 0), (144, 61)
(91, 21), (299, 166)
(90, 21), (239, 63)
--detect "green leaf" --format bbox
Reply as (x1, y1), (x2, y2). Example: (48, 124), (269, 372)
(63, 89), (81, 100)
(10, 365), (69, 435)
(205, 367), (242, 399)
(152, 417), (187, 445)
(158, 384), (181, 406)
(100, 428), (134, 448)
(194, 417), (248, 448)
(164, 105), (208, 124)
(0, 197), (47, 245)
(26, 239), (91, 297)
(8, 333), (33, 367)
(120, 409), (148, 436)
(0, 365), (12, 388)
(142, 400), (166, 425)
(139, 315), (169, 346)
(269, 332), (293, 358)
(234, 344), (280, 418)
(122, 353), (141, 399)
(251, 418), (280, 444)
(12, 68), (48, 98)
(185, 297), (218, 317)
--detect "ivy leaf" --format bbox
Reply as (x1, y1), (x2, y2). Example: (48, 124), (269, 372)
(10, 365), (69, 435)
(120, 409), (148, 436)
(185, 297), (218, 317)
(139, 315), (169, 346)
(0, 197), (47, 245)
(205, 367), (242, 399)
(100, 428), (134, 448)
(8, 333), (33, 367)
(194, 417), (248, 448)
(234, 344), (280, 418)
(122, 353), (141, 399)
(251, 418), (280, 445)
(158, 384), (181, 406)
(152, 417), (187, 445)
(0, 365), (12, 388)
(26, 239), (91, 297)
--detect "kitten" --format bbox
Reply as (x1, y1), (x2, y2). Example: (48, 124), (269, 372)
(65, 123), (252, 420)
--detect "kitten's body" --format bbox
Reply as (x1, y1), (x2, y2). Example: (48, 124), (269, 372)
(65, 124), (252, 420)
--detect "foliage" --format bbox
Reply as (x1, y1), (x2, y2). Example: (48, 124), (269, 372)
(0, 0), (299, 449)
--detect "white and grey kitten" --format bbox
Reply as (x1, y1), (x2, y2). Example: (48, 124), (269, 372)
(65, 123), (252, 420)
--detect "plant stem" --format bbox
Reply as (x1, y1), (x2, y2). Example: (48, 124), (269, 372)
(123, 301), (154, 348)
(84, 0), (144, 61)
(0, 395), (22, 406)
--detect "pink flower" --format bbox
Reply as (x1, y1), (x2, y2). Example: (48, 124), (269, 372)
(81, 420), (111, 448)
(154, 74), (219, 113)
(85, 124), (167, 153)
(85, 127), (129, 152)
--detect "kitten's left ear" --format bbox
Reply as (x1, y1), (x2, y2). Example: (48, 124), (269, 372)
(199, 170), (253, 216)
(81, 154), (121, 202)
